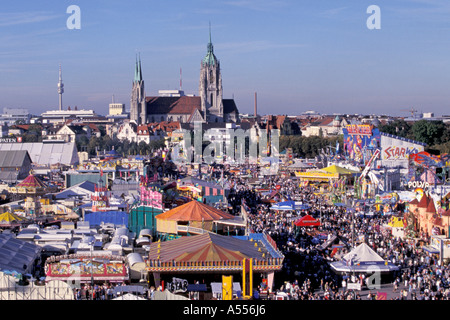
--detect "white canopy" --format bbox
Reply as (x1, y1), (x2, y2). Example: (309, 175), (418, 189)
(330, 242), (399, 273)
(342, 242), (385, 264)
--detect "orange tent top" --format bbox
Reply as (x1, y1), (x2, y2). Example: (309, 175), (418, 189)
(155, 200), (235, 222)
(148, 233), (266, 262)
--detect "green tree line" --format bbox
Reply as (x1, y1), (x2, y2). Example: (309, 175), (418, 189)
(279, 135), (343, 158)
(77, 135), (166, 157)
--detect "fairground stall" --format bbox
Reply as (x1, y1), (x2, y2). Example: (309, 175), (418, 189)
(145, 232), (284, 299)
(44, 253), (129, 284)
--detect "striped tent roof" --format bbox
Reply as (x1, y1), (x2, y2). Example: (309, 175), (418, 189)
(16, 174), (46, 189)
(155, 200), (235, 222)
(148, 233), (267, 262)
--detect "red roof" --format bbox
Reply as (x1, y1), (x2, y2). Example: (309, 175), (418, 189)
(146, 96), (201, 115)
(294, 214), (321, 227)
(426, 200), (437, 214)
(417, 193), (430, 208)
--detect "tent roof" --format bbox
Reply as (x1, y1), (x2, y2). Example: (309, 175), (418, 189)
(271, 200), (296, 211)
(0, 212), (27, 223)
(294, 214), (321, 227)
(84, 211), (128, 227)
(342, 242), (384, 263)
(16, 174), (46, 189)
(322, 165), (359, 174)
(388, 217), (404, 228)
(155, 200), (235, 222)
(53, 180), (96, 199)
(0, 233), (41, 274)
(148, 233), (266, 262)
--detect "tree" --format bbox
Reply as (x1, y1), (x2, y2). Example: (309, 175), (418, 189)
(279, 135), (342, 158)
(411, 120), (446, 146)
(378, 119), (412, 138)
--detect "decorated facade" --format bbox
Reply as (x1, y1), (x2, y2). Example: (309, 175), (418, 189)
(44, 253), (129, 284)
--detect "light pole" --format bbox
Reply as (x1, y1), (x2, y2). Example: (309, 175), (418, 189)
(89, 240), (94, 287)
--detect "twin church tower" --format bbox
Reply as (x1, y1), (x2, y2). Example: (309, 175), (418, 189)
(130, 28), (239, 125)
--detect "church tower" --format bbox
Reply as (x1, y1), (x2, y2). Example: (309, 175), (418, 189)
(130, 55), (146, 125)
(57, 64), (64, 111)
(199, 25), (223, 122)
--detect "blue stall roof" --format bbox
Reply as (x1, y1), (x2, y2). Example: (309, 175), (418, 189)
(84, 211), (128, 227)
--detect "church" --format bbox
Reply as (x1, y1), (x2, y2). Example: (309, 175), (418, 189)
(130, 31), (240, 125)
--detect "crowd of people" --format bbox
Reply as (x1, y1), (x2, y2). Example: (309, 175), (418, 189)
(65, 162), (449, 301)
(224, 172), (450, 300)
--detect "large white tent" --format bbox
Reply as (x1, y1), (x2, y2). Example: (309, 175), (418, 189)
(329, 242), (399, 273)
(0, 141), (79, 166)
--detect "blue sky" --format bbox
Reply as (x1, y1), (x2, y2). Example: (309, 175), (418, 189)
(2, 0), (450, 117)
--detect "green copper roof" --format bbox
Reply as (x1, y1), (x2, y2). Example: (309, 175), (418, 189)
(202, 24), (217, 66)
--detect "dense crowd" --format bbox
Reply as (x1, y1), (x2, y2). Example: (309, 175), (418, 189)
(66, 164), (448, 301)
(226, 173), (450, 300)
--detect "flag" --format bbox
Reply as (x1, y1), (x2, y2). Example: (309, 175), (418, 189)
(336, 140), (340, 154)
(100, 169), (103, 177)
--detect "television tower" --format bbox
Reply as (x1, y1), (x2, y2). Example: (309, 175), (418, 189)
(57, 64), (64, 111)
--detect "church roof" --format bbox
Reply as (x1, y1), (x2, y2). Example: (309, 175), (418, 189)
(146, 96), (201, 115)
(146, 96), (238, 116)
(223, 99), (239, 114)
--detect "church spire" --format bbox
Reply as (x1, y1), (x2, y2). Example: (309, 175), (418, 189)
(208, 21), (213, 52)
(134, 53), (143, 82)
(203, 23), (216, 66)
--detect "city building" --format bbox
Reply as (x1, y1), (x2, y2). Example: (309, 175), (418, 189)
(40, 108), (100, 124)
(130, 30), (239, 125)
(0, 108), (32, 126)
(0, 150), (33, 183)
(109, 102), (126, 116)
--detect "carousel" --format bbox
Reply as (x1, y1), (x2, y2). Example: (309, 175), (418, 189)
(8, 172), (48, 218)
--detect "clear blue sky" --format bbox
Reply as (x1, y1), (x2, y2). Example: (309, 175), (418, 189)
(2, 0), (450, 117)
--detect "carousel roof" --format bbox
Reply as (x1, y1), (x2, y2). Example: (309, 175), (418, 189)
(155, 200), (235, 222)
(0, 212), (27, 224)
(148, 233), (266, 262)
